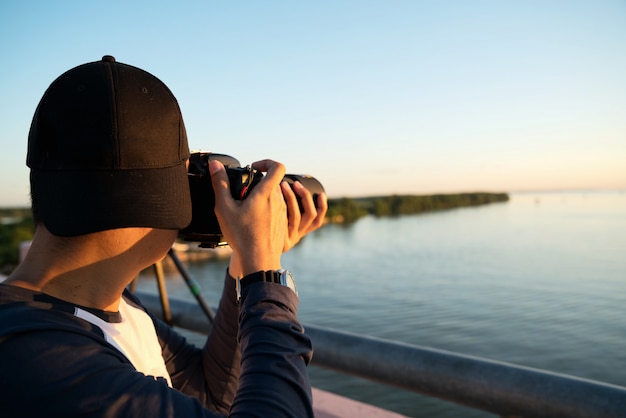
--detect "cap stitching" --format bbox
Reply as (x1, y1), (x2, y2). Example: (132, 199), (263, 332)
(104, 60), (120, 168)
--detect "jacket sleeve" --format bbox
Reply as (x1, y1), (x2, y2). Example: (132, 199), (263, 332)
(152, 272), (314, 417)
(156, 273), (241, 415)
(231, 281), (314, 417)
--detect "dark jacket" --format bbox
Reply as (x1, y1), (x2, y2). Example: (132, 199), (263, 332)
(0, 273), (313, 417)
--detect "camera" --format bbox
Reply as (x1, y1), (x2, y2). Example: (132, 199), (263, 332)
(178, 152), (325, 247)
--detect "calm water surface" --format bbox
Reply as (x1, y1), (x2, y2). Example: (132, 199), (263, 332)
(138, 191), (626, 417)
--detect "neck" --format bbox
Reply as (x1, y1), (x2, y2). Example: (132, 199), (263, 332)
(5, 225), (175, 311)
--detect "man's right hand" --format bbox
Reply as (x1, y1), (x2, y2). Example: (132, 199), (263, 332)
(209, 159), (287, 278)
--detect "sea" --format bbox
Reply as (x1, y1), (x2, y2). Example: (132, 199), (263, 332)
(135, 190), (626, 417)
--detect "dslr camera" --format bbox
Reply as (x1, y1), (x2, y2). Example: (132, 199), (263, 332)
(178, 152), (325, 247)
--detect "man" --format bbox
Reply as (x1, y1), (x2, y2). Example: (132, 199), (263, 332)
(0, 56), (327, 417)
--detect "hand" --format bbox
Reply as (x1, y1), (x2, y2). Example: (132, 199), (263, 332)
(210, 159), (287, 278)
(281, 180), (328, 252)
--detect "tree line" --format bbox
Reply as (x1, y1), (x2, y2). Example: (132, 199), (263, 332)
(325, 192), (509, 223)
(0, 208), (34, 274)
(0, 192), (508, 273)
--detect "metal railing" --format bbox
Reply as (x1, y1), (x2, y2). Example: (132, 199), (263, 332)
(136, 292), (626, 418)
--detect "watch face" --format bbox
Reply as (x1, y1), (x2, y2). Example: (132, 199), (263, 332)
(280, 269), (298, 296)
(286, 271), (297, 295)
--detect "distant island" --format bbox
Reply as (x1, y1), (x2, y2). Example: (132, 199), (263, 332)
(0, 192), (509, 273)
(326, 192), (509, 223)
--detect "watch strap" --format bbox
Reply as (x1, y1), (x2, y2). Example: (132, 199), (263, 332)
(236, 269), (295, 301)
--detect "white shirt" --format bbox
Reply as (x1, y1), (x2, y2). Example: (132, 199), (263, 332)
(74, 297), (172, 387)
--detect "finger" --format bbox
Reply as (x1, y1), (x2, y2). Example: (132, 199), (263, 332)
(309, 192), (328, 230)
(209, 160), (227, 194)
(251, 159), (284, 172)
(281, 180), (301, 235)
(281, 182), (296, 250)
(209, 160), (234, 211)
(251, 159), (286, 189)
(291, 181), (316, 231)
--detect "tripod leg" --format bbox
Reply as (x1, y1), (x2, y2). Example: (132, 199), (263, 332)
(153, 260), (173, 326)
(168, 248), (215, 324)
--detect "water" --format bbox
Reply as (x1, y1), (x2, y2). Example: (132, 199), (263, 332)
(136, 191), (626, 417)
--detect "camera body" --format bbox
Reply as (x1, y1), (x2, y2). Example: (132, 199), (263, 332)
(178, 152), (324, 248)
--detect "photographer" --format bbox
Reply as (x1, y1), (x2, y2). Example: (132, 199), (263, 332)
(0, 56), (327, 417)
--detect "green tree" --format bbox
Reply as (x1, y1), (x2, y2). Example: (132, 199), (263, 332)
(0, 212), (34, 274)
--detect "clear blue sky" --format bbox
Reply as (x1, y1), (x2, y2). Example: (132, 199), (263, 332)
(1, 1), (625, 206)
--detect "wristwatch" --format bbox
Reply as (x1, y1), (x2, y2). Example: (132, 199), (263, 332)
(237, 269), (298, 301)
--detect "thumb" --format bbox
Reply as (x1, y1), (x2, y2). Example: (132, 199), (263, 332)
(209, 160), (230, 203)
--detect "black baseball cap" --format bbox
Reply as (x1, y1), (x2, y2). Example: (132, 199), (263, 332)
(27, 55), (192, 236)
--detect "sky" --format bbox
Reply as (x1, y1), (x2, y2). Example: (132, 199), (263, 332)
(1, 1), (625, 206)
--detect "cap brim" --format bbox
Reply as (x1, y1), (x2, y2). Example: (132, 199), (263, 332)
(32, 163), (192, 236)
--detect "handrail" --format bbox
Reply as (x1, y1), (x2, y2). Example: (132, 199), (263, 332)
(136, 292), (626, 418)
